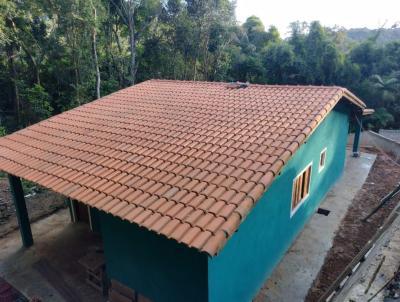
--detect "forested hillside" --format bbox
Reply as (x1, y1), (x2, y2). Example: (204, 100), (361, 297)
(1, 0), (399, 133)
(346, 27), (400, 44)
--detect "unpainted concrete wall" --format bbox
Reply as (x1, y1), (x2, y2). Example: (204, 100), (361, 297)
(348, 130), (400, 161)
(379, 129), (400, 142)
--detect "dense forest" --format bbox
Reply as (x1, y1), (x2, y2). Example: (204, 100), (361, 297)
(0, 0), (399, 134)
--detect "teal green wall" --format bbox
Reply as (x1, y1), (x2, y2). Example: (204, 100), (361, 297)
(99, 212), (208, 302)
(208, 102), (351, 302)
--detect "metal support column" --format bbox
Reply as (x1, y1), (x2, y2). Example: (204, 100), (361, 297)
(8, 174), (33, 247)
(353, 115), (362, 157)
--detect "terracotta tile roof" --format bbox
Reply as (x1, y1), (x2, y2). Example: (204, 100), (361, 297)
(0, 80), (366, 256)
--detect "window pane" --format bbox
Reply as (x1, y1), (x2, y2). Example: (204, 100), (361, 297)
(319, 149), (326, 171)
(292, 164), (312, 214)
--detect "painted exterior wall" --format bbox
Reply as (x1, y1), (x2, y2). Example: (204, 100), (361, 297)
(98, 102), (352, 302)
(99, 211), (208, 302)
(208, 102), (351, 302)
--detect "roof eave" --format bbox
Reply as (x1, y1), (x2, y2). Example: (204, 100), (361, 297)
(343, 89), (375, 116)
(343, 89), (367, 109)
(362, 108), (375, 116)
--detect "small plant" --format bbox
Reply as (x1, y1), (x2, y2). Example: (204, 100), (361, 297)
(22, 179), (42, 196)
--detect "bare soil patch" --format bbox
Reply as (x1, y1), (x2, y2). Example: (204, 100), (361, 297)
(306, 151), (400, 301)
(0, 177), (67, 238)
(386, 264), (400, 300)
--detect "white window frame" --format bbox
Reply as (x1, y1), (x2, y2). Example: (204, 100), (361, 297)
(319, 147), (327, 172)
(290, 162), (313, 217)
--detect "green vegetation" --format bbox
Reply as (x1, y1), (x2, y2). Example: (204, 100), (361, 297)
(0, 1), (399, 132)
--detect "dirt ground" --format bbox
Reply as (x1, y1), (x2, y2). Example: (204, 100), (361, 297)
(0, 177), (67, 238)
(306, 150), (400, 301)
(385, 264), (400, 300)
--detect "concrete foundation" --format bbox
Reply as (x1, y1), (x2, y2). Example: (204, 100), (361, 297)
(254, 151), (377, 302)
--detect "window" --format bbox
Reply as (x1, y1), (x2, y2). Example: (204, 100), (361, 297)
(291, 163), (312, 216)
(319, 148), (327, 172)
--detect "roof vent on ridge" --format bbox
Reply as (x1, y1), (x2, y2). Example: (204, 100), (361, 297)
(226, 81), (250, 89)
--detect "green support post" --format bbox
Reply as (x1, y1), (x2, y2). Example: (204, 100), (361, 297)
(352, 115), (362, 157)
(8, 174), (33, 247)
(67, 198), (77, 223)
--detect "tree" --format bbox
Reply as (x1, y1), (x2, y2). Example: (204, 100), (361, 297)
(111, 0), (138, 84)
(371, 73), (400, 94)
(367, 107), (394, 130)
(349, 41), (381, 78)
(243, 16), (268, 50)
(263, 42), (296, 84)
(110, 0), (161, 84)
(266, 26), (281, 44)
(369, 72), (400, 128)
(89, 0), (101, 99)
(0, 5), (399, 132)
(21, 84), (52, 125)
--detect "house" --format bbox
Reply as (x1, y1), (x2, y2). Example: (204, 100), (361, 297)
(0, 80), (371, 302)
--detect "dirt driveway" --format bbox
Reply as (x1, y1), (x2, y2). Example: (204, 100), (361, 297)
(306, 151), (400, 301)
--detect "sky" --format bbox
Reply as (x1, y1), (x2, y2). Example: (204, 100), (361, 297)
(235, 0), (400, 37)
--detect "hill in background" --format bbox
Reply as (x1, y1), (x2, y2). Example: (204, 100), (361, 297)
(345, 27), (400, 43)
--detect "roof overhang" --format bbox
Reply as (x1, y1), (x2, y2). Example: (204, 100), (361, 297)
(362, 108), (375, 116)
(342, 89), (374, 117)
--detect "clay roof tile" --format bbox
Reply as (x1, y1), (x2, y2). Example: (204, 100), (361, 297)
(0, 80), (366, 256)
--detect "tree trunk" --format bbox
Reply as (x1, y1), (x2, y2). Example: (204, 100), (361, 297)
(110, 0), (138, 85)
(112, 24), (125, 86)
(8, 17), (40, 85)
(128, 17), (136, 85)
(90, 2), (101, 99)
(105, 3), (113, 76)
(74, 64), (80, 105)
(20, 43), (40, 85)
(6, 45), (21, 126)
(203, 33), (210, 80)
(72, 37), (80, 105)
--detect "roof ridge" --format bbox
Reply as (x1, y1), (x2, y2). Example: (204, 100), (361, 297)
(145, 79), (346, 90)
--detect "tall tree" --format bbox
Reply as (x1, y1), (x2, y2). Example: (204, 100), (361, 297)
(90, 0), (101, 99)
(110, 0), (161, 84)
